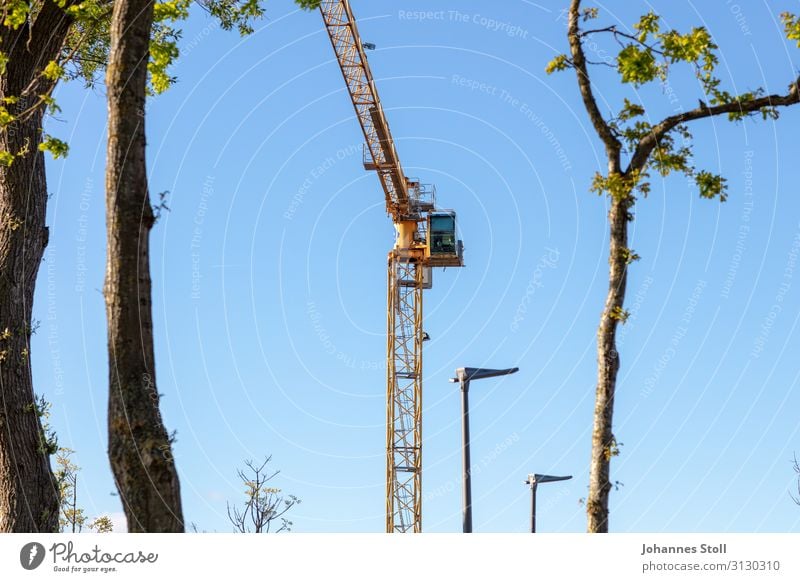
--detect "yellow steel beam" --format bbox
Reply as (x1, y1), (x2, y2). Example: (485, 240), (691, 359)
(319, 0), (410, 220)
(386, 251), (423, 532)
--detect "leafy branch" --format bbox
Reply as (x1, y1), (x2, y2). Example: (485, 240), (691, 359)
(551, 1), (800, 204)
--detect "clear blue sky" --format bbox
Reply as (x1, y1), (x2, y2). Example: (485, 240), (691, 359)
(36, 0), (800, 533)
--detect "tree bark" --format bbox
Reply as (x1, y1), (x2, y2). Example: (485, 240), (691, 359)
(0, 102), (59, 533)
(104, 0), (184, 532)
(567, 0), (625, 532)
(0, 4), (77, 533)
(586, 194), (628, 533)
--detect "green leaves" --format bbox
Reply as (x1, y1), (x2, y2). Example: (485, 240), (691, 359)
(545, 54), (570, 75)
(620, 247), (641, 265)
(567, 8), (789, 211)
(695, 171), (727, 202)
(64, 0), (107, 21)
(620, 121), (652, 147)
(55, 448), (86, 532)
(650, 132), (691, 177)
(26, 395), (59, 457)
(39, 136), (70, 159)
(603, 436), (623, 460)
(592, 132), (728, 206)
(660, 27), (715, 65)
(148, 25), (181, 94)
(590, 171), (643, 201)
(614, 25), (716, 87)
(708, 88), (779, 121)
(0, 150), (15, 167)
(782, 12), (800, 47)
(0, 106), (14, 127)
(88, 515), (114, 533)
(2, 0), (29, 28)
(147, 1), (192, 94)
(725, 91), (760, 120)
(62, 0), (111, 87)
(40, 95), (61, 115)
(617, 98), (645, 122)
(204, 0), (264, 35)
(153, 0), (191, 21)
(609, 100), (654, 154)
(43, 61), (65, 82)
(149, 0), (306, 93)
(0, 140), (29, 167)
(608, 307), (630, 325)
(633, 11), (659, 43)
(616, 45), (660, 85)
(294, 0), (322, 9)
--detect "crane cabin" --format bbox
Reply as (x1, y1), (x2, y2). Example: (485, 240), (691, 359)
(425, 211), (463, 268)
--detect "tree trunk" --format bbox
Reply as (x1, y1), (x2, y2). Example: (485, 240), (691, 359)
(104, 0), (184, 532)
(0, 103), (59, 532)
(0, 5), (78, 531)
(586, 194), (629, 533)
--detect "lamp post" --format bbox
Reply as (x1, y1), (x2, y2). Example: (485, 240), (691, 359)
(449, 366), (519, 533)
(525, 473), (572, 533)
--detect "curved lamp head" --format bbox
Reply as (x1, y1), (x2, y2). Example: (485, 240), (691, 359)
(526, 474), (572, 486)
(449, 366), (519, 383)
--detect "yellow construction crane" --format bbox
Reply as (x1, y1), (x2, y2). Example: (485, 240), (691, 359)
(319, 0), (464, 533)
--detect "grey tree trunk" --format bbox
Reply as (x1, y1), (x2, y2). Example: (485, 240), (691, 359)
(586, 195), (628, 533)
(0, 4), (78, 532)
(566, 0), (627, 533)
(104, 0), (184, 532)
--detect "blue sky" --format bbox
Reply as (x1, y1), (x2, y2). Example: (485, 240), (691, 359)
(35, 0), (800, 533)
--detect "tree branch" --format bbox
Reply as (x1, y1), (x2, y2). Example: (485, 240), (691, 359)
(580, 25), (666, 58)
(579, 25), (618, 37)
(568, 0), (622, 172)
(627, 76), (800, 174)
(227, 456), (297, 533)
(585, 58), (615, 68)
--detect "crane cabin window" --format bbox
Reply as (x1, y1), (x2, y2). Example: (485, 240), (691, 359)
(429, 213), (457, 255)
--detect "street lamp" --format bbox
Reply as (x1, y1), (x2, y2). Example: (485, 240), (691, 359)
(525, 473), (572, 533)
(449, 366), (519, 533)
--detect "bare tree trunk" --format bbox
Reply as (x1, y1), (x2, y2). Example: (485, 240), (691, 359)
(0, 4), (78, 532)
(586, 195), (628, 533)
(0, 105), (59, 532)
(104, 0), (184, 532)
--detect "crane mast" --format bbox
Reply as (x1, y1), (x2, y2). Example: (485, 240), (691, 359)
(319, 0), (463, 533)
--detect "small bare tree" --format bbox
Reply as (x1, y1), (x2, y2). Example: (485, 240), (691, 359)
(54, 448), (114, 533)
(227, 457), (299, 533)
(55, 448), (86, 533)
(792, 455), (800, 506)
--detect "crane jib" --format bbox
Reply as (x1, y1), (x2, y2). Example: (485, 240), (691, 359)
(368, 107), (408, 213)
(319, 0), (410, 220)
